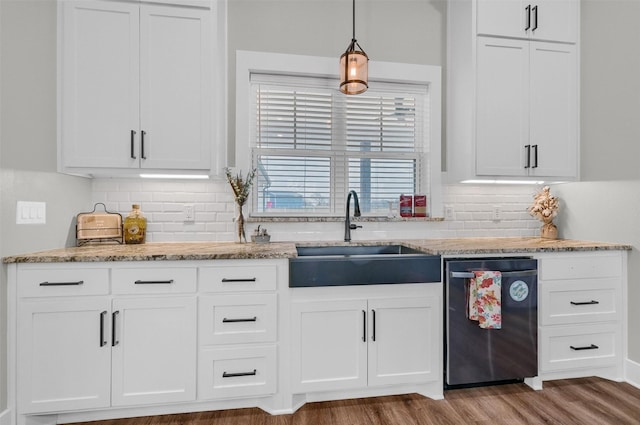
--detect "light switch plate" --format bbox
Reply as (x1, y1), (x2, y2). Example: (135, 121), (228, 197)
(16, 201), (46, 224)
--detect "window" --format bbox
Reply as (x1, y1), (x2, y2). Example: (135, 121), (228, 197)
(236, 51), (442, 218)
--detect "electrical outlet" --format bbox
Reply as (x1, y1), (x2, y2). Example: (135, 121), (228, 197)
(445, 205), (454, 220)
(183, 204), (195, 222)
(492, 206), (501, 221)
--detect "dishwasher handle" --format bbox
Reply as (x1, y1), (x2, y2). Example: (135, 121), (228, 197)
(450, 269), (538, 279)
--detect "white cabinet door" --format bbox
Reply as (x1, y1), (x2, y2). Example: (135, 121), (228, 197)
(368, 297), (440, 387)
(532, 0), (578, 43)
(476, 0), (527, 39)
(529, 41), (577, 178)
(139, 5), (211, 170)
(476, 37), (529, 176)
(291, 299), (368, 393)
(61, 0), (140, 169)
(476, 0), (578, 43)
(18, 298), (112, 413)
(111, 296), (197, 406)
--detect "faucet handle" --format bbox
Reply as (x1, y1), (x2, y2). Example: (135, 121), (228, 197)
(349, 224), (362, 230)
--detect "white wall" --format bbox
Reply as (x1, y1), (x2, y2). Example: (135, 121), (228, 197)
(551, 0), (640, 362)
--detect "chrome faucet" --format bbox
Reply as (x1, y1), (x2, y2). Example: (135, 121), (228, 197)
(344, 190), (362, 242)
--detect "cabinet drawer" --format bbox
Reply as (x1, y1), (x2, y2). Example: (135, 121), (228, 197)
(199, 264), (277, 292)
(112, 267), (196, 294)
(18, 267), (109, 298)
(539, 253), (622, 280)
(539, 324), (620, 372)
(198, 345), (276, 399)
(540, 278), (621, 325)
(199, 294), (277, 345)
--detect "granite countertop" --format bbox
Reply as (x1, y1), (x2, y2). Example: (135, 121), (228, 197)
(2, 237), (631, 264)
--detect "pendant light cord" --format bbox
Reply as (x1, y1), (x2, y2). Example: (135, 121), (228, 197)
(352, 0), (356, 41)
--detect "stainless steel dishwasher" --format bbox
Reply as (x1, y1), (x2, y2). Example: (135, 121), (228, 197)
(445, 258), (538, 388)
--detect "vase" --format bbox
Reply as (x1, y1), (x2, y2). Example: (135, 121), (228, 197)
(235, 203), (247, 243)
(540, 219), (558, 239)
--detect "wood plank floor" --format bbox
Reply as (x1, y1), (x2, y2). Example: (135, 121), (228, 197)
(67, 377), (640, 425)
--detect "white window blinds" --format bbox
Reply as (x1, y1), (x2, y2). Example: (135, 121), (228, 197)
(250, 73), (429, 216)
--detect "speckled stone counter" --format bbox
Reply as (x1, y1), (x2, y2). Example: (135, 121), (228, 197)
(2, 237), (631, 264)
(2, 242), (298, 263)
(402, 237), (631, 256)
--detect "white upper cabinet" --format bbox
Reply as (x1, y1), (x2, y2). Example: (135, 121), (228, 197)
(475, 38), (577, 178)
(61, 1), (140, 170)
(528, 41), (578, 178)
(59, 0), (212, 175)
(447, 0), (579, 182)
(477, 0), (578, 43)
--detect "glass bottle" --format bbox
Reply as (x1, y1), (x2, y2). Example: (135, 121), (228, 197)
(123, 204), (147, 244)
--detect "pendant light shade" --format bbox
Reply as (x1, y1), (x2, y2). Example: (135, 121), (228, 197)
(340, 0), (368, 95)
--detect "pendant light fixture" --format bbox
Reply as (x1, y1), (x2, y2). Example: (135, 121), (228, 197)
(340, 0), (368, 95)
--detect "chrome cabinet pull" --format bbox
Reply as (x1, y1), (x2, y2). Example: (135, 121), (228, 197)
(221, 278), (257, 283)
(39, 280), (84, 286)
(570, 300), (600, 306)
(134, 279), (174, 285)
(524, 145), (531, 168)
(525, 4), (531, 31)
(112, 311), (120, 347)
(99, 311), (107, 347)
(223, 369), (257, 378)
(532, 5), (538, 31)
(130, 130), (137, 159)
(532, 144), (538, 168)
(570, 344), (599, 351)
(222, 317), (257, 323)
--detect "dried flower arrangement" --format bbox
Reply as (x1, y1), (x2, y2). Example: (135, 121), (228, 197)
(225, 167), (256, 242)
(528, 186), (559, 239)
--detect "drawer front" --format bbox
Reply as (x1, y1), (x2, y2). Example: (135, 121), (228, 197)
(539, 253), (622, 281)
(540, 278), (621, 325)
(199, 294), (277, 345)
(112, 267), (197, 294)
(18, 267), (109, 298)
(198, 345), (276, 400)
(199, 264), (277, 293)
(539, 324), (620, 372)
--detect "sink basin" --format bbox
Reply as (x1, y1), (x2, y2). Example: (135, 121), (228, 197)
(295, 244), (424, 257)
(289, 244), (441, 287)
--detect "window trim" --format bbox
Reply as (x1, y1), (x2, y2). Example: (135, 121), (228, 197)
(235, 50), (442, 217)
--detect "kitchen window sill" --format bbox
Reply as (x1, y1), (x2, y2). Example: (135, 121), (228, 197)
(246, 216), (445, 223)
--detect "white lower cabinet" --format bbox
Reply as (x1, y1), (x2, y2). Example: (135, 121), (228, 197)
(16, 264), (198, 414)
(111, 296), (197, 406)
(292, 299), (368, 392)
(536, 252), (626, 380)
(291, 289), (441, 394)
(18, 297), (112, 413)
(198, 345), (277, 399)
(197, 261), (279, 401)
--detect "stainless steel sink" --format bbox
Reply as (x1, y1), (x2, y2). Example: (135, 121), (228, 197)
(289, 244), (441, 287)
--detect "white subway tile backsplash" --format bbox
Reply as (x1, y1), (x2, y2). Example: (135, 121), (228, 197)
(91, 178), (542, 242)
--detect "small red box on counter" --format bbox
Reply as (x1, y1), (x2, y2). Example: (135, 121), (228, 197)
(414, 195), (427, 217)
(399, 195), (413, 217)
